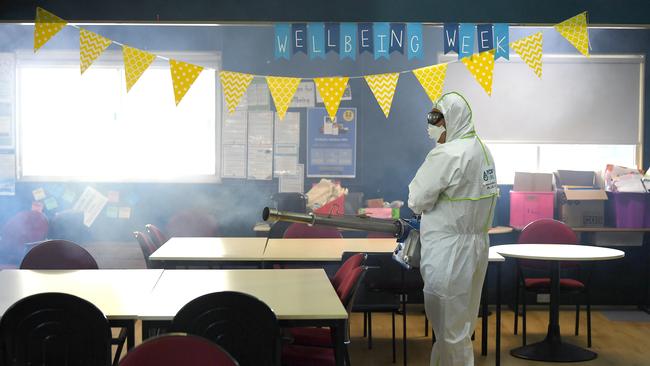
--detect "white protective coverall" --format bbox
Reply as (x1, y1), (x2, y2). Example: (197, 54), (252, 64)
(408, 92), (497, 366)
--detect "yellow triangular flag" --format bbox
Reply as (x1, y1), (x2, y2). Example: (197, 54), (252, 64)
(219, 71), (254, 114)
(266, 76), (301, 120)
(511, 32), (543, 78)
(314, 77), (349, 120)
(34, 7), (67, 52)
(122, 45), (156, 92)
(555, 12), (589, 57)
(364, 73), (400, 118)
(79, 29), (112, 74)
(170, 59), (204, 106)
(412, 64), (448, 106)
(461, 50), (496, 96)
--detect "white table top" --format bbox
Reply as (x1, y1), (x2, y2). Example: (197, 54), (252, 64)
(263, 238), (397, 261)
(493, 244), (625, 261)
(488, 247), (505, 262)
(149, 237), (267, 261)
(0, 269), (164, 319)
(141, 269), (347, 321)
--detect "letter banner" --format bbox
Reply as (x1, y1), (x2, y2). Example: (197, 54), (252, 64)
(389, 23), (405, 54)
(34, 7), (67, 52)
(340, 23), (357, 60)
(292, 23), (307, 55)
(407, 23), (423, 60)
(358, 23), (374, 54)
(274, 23), (291, 60)
(373, 22), (390, 60)
(554, 12), (590, 57)
(493, 23), (509, 60)
(443, 23), (459, 55)
(477, 24), (494, 53)
(325, 23), (340, 54)
(458, 23), (475, 60)
(308, 23), (325, 59)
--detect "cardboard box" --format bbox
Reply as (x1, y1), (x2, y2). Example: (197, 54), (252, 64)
(514, 172), (553, 192)
(554, 170), (607, 227)
(366, 198), (385, 208)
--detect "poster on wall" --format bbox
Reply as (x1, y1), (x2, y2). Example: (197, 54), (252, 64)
(306, 107), (356, 178)
(0, 152), (15, 196)
(221, 110), (247, 178)
(274, 111), (300, 176)
(247, 111), (274, 180)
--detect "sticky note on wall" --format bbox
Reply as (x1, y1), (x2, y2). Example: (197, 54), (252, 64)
(44, 197), (58, 210)
(32, 188), (46, 201)
(118, 207), (131, 219)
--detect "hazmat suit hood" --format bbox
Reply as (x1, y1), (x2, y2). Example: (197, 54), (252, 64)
(432, 92), (474, 142)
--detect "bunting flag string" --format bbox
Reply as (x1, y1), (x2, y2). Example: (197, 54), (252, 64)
(34, 7), (67, 52)
(169, 59), (204, 105)
(79, 29), (112, 74)
(32, 8), (591, 111)
(220, 71), (254, 114)
(511, 32), (543, 78)
(122, 45), (156, 92)
(555, 12), (590, 57)
(364, 73), (400, 118)
(314, 77), (349, 120)
(267, 76), (302, 120)
(461, 50), (496, 96)
(412, 64), (448, 106)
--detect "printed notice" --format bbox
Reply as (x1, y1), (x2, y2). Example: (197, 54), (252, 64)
(0, 153), (15, 196)
(73, 187), (109, 227)
(274, 111), (300, 177)
(221, 110), (247, 178)
(279, 164), (305, 193)
(290, 82), (316, 108)
(247, 111), (274, 180)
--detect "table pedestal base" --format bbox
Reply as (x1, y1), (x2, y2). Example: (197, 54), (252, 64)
(511, 339), (596, 362)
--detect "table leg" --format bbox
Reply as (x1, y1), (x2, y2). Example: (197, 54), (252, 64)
(481, 268), (488, 356)
(496, 262), (501, 366)
(333, 319), (346, 366)
(510, 261), (597, 361)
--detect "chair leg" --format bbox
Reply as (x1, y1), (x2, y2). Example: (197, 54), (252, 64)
(522, 294), (527, 346)
(471, 331), (475, 341)
(425, 316), (429, 337)
(575, 303), (580, 336)
(363, 312), (367, 337)
(392, 311), (396, 363)
(402, 299), (407, 366)
(587, 290), (592, 348)
(368, 312), (373, 350)
(514, 275), (519, 335)
(345, 344), (352, 366)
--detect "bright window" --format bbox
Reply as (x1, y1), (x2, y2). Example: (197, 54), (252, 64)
(17, 57), (218, 182)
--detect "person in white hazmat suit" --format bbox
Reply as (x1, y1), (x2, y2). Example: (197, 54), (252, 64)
(408, 92), (498, 366)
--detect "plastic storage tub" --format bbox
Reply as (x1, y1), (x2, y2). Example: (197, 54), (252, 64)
(605, 191), (649, 228)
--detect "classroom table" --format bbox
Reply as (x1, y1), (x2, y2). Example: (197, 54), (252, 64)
(494, 244), (625, 362)
(481, 247), (505, 365)
(263, 238), (397, 263)
(0, 269), (164, 350)
(140, 269), (348, 366)
(149, 237), (267, 267)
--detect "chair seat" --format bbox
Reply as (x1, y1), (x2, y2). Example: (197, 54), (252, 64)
(524, 277), (585, 290)
(289, 327), (332, 347)
(282, 344), (335, 366)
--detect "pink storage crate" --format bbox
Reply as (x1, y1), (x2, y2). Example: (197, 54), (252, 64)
(605, 191), (649, 228)
(509, 191), (555, 229)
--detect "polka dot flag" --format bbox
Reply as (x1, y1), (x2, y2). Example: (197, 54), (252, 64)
(364, 73), (400, 118)
(461, 50), (496, 96)
(169, 59), (204, 105)
(314, 77), (349, 120)
(122, 45), (156, 92)
(34, 7), (67, 52)
(511, 32), (543, 78)
(266, 76), (301, 120)
(412, 63), (448, 107)
(555, 12), (590, 57)
(80, 29), (112, 74)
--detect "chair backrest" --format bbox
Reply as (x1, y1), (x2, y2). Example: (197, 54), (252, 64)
(171, 291), (281, 366)
(166, 209), (219, 237)
(518, 218), (579, 270)
(20, 239), (99, 269)
(0, 292), (112, 366)
(0, 211), (49, 260)
(145, 224), (168, 248)
(134, 231), (157, 268)
(336, 265), (368, 311)
(118, 333), (239, 366)
(282, 223), (343, 238)
(332, 252), (366, 289)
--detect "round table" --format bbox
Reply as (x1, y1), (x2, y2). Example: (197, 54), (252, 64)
(493, 244), (625, 362)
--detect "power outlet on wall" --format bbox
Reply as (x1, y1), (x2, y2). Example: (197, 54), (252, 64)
(537, 294), (550, 303)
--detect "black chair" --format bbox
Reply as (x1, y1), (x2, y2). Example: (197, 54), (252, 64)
(171, 291), (281, 366)
(0, 292), (112, 366)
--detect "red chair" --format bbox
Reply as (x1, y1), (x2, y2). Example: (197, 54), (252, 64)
(283, 258), (368, 366)
(514, 218), (592, 347)
(331, 252), (365, 289)
(0, 210), (48, 266)
(166, 209), (219, 237)
(20, 239), (98, 269)
(282, 223), (342, 239)
(134, 231), (158, 269)
(145, 224), (168, 248)
(118, 334), (239, 366)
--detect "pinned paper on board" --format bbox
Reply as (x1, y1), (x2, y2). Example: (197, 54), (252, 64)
(107, 190), (120, 203)
(44, 197), (58, 210)
(73, 187), (108, 227)
(32, 188), (46, 201)
(118, 207), (132, 219)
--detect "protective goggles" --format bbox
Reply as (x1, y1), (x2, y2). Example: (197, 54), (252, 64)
(427, 111), (444, 125)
